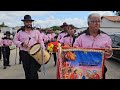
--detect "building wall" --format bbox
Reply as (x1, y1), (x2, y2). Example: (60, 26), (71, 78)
(101, 18), (120, 27)
(76, 27), (120, 35)
(100, 27), (120, 34)
(1, 27), (13, 33)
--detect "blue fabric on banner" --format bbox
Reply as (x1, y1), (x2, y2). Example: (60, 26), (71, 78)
(66, 51), (102, 66)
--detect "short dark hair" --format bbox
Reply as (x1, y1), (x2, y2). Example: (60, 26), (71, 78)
(69, 24), (75, 29)
(54, 36), (58, 39)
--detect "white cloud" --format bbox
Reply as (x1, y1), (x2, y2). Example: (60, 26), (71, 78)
(88, 11), (115, 16)
(0, 11), (115, 28)
(34, 16), (87, 28)
(0, 11), (55, 17)
(0, 11), (55, 27)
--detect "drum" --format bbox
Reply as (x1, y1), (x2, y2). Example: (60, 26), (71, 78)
(29, 43), (51, 65)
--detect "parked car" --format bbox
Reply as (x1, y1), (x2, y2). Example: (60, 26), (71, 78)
(108, 33), (120, 61)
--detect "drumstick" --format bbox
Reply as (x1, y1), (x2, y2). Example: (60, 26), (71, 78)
(42, 48), (46, 75)
(27, 37), (31, 45)
(112, 48), (120, 50)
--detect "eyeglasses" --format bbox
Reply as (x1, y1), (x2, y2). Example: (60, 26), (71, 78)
(90, 20), (101, 23)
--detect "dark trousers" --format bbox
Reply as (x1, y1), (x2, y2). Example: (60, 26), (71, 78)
(19, 50), (22, 63)
(2, 47), (10, 66)
(0, 47), (2, 59)
(21, 50), (41, 79)
(53, 53), (57, 65)
(103, 66), (107, 79)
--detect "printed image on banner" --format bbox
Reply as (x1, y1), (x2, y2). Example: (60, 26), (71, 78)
(59, 49), (104, 79)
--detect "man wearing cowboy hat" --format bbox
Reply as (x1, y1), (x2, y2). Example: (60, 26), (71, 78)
(13, 15), (45, 79)
(58, 22), (69, 42)
(60, 24), (77, 47)
(2, 31), (12, 69)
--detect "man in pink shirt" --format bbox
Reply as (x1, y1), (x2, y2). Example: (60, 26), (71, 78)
(58, 22), (69, 42)
(13, 15), (45, 79)
(0, 29), (3, 61)
(47, 28), (56, 42)
(73, 13), (113, 79)
(2, 31), (12, 69)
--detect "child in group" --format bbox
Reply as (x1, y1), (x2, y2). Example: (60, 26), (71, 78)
(2, 31), (12, 69)
(52, 36), (59, 66)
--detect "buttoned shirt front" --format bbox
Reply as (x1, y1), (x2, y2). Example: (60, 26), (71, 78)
(13, 29), (45, 51)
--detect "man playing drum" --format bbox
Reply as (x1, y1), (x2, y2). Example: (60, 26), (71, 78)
(13, 15), (45, 79)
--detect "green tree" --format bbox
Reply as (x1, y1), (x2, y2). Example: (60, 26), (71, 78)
(0, 22), (8, 27)
(51, 26), (60, 31)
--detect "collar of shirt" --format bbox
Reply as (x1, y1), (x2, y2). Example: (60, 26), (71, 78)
(86, 28), (101, 35)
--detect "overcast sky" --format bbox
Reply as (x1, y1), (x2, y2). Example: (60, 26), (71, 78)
(0, 11), (115, 28)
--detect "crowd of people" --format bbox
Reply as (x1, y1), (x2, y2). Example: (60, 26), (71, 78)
(0, 13), (113, 79)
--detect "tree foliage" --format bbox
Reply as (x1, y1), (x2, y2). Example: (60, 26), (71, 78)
(0, 22), (8, 27)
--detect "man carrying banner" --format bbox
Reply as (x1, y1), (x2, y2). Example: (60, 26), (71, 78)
(73, 13), (113, 79)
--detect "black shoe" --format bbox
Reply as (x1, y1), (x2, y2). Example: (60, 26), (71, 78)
(19, 62), (21, 64)
(54, 64), (56, 67)
(38, 68), (41, 72)
(3, 66), (7, 69)
(7, 65), (11, 67)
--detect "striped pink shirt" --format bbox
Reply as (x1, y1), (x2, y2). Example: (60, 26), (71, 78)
(13, 30), (45, 51)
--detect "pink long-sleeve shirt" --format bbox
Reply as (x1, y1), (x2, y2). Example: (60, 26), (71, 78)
(13, 29), (45, 51)
(60, 36), (74, 46)
(73, 33), (112, 49)
(40, 32), (49, 43)
(43, 35), (49, 43)
(2, 37), (12, 46)
(73, 32), (112, 59)
(58, 32), (68, 42)
(47, 33), (56, 41)
(0, 39), (2, 47)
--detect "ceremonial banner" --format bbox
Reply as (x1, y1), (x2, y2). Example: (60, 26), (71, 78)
(57, 48), (105, 79)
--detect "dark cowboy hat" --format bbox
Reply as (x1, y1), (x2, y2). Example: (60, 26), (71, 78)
(4, 31), (11, 35)
(60, 22), (68, 28)
(69, 24), (76, 29)
(21, 15), (34, 21)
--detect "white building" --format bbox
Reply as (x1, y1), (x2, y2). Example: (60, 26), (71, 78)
(101, 16), (120, 27)
(101, 16), (120, 34)
(1, 27), (13, 34)
(76, 16), (120, 35)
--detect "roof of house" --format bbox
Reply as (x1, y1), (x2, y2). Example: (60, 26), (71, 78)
(102, 16), (120, 22)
